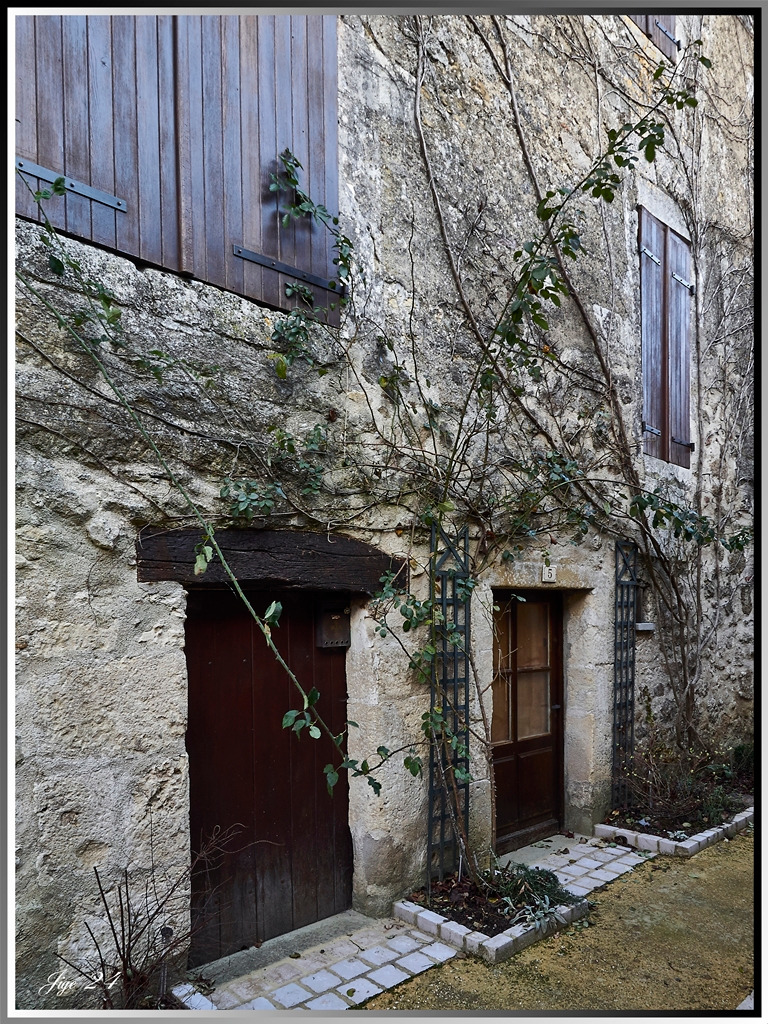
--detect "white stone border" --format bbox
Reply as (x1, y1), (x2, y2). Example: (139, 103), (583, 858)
(593, 806), (754, 857)
(392, 897), (589, 964)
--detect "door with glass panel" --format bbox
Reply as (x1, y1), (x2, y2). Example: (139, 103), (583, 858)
(492, 591), (563, 852)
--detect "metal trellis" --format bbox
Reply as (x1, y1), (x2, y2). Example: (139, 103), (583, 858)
(613, 540), (639, 808)
(427, 523), (471, 894)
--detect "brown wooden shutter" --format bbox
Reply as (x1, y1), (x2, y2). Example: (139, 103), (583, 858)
(667, 231), (692, 469)
(639, 208), (692, 468)
(628, 15), (649, 35)
(628, 15), (679, 60)
(15, 15), (339, 317)
(639, 208), (665, 462)
(15, 16), (177, 268)
(650, 15), (679, 61)
(241, 14), (339, 317)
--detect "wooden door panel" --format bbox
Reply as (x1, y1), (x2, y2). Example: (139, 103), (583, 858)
(313, 648), (352, 922)
(187, 597), (258, 961)
(186, 588), (352, 965)
(516, 671), (550, 739)
(493, 756), (517, 839)
(518, 748), (555, 823)
(252, 618), (296, 941)
(286, 604), (322, 932)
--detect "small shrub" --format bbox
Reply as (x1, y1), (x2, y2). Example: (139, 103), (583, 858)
(484, 860), (578, 918)
(621, 731), (753, 829)
(57, 825), (240, 1009)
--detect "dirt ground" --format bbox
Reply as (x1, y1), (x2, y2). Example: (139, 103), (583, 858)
(363, 830), (755, 1013)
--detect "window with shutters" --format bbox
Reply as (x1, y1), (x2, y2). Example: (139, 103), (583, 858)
(639, 207), (694, 469)
(628, 15), (680, 61)
(15, 14), (339, 319)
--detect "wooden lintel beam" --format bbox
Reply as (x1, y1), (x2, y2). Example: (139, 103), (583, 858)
(136, 527), (408, 595)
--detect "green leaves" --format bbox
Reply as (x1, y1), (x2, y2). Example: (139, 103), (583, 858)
(628, 489), (751, 550)
(582, 158), (621, 200)
(193, 537), (215, 576)
(220, 478), (285, 520)
(264, 601), (282, 628)
(282, 691), (321, 740)
(323, 764), (339, 794)
(48, 254), (66, 276)
(535, 190), (561, 222)
(220, 424), (326, 522)
(269, 353), (289, 379)
(268, 148), (352, 304)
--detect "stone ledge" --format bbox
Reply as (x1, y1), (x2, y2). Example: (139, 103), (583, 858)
(393, 898), (589, 964)
(594, 807), (753, 859)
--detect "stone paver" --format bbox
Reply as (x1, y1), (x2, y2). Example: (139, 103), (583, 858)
(396, 951), (435, 974)
(330, 957), (369, 980)
(421, 940), (458, 963)
(565, 883), (593, 897)
(359, 944), (399, 966)
(386, 934), (423, 954)
(301, 968), (343, 993)
(587, 867), (623, 884)
(173, 918), (444, 1011)
(271, 982), (313, 1008)
(210, 989), (246, 1009)
(241, 996), (276, 1010)
(172, 984), (217, 1011)
(306, 992), (351, 1010)
(604, 861), (634, 875)
(367, 964), (411, 988)
(574, 856), (604, 870)
(557, 863), (589, 878)
(337, 977), (383, 1005)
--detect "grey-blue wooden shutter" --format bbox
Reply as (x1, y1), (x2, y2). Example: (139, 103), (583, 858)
(667, 231), (693, 469)
(640, 208), (665, 462)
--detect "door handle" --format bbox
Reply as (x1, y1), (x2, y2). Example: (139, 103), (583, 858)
(551, 705), (562, 710)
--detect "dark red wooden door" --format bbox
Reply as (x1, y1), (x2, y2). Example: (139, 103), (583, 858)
(185, 588), (352, 966)
(492, 592), (563, 853)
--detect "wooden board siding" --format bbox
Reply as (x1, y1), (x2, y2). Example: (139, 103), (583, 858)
(136, 527), (408, 595)
(14, 14), (339, 317)
(87, 15), (120, 250)
(15, 15), (39, 222)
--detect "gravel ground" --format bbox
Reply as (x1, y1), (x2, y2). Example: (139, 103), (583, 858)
(362, 829), (755, 1014)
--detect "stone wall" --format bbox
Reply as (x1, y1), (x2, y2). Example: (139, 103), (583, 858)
(15, 13), (752, 1008)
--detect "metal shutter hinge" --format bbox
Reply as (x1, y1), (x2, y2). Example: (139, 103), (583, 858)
(16, 158), (127, 211)
(655, 20), (682, 50)
(642, 421), (662, 436)
(672, 271), (695, 296)
(640, 245), (661, 265)
(672, 437), (695, 451)
(233, 244), (343, 295)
